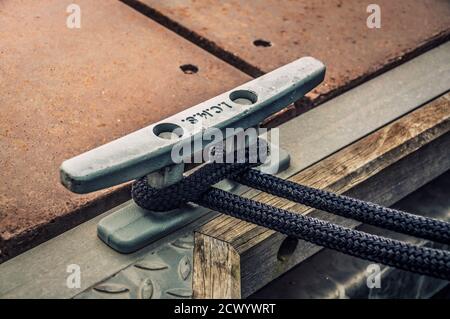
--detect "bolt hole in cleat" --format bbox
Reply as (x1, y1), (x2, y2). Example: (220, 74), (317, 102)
(60, 57), (326, 253)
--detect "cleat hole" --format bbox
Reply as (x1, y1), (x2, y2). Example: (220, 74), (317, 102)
(229, 90), (258, 105)
(153, 123), (184, 140)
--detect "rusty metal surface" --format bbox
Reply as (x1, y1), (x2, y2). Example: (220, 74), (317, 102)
(0, 0), (250, 260)
(136, 0), (450, 103)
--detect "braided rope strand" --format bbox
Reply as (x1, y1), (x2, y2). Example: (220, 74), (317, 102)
(133, 161), (450, 246)
(234, 169), (450, 245)
(199, 188), (450, 280)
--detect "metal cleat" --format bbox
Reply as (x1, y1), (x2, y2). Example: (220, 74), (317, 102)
(60, 57), (326, 253)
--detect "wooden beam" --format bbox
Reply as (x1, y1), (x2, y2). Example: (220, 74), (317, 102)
(193, 234), (241, 299)
(192, 94), (450, 298)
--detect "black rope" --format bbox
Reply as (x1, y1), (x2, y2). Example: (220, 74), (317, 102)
(132, 153), (450, 280)
(201, 188), (450, 280)
(234, 169), (450, 245)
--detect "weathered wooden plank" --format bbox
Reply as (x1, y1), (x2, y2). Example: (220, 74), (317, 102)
(193, 234), (241, 299)
(192, 95), (450, 298)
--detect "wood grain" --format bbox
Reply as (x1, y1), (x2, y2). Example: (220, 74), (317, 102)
(193, 232), (241, 299)
(192, 94), (450, 298)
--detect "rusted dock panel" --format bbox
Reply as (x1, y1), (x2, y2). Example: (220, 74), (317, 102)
(0, 0), (249, 261)
(133, 0), (450, 108)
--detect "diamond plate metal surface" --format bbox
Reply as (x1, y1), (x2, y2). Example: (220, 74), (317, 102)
(76, 234), (194, 299)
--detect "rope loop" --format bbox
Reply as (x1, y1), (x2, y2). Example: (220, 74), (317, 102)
(133, 138), (267, 211)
